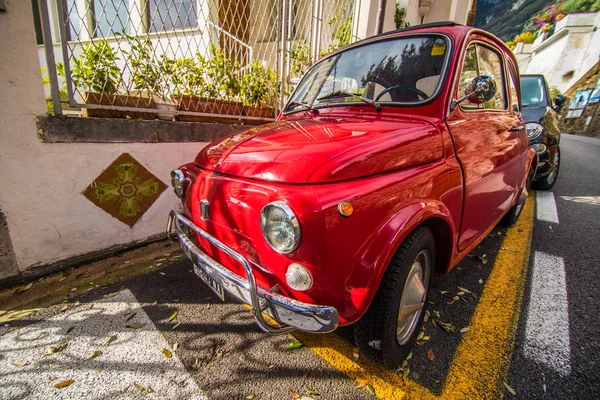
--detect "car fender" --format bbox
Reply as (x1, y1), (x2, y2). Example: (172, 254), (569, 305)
(345, 200), (456, 323)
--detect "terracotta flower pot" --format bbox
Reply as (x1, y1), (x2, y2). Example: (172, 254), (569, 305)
(242, 105), (277, 125)
(82, 92), (156, 120)
(176, 95), (243, 124)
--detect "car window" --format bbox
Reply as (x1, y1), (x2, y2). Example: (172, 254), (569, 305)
(287, 36), (450, 108)
(458, 43), (507, 110)
(508, 64), (520, 112)
(520, 76), (546, 108)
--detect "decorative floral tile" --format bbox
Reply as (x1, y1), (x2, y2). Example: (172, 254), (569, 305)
(83, 153), (167, 227)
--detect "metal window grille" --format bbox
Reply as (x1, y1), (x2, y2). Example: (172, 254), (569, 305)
(39, 0), (357, 122)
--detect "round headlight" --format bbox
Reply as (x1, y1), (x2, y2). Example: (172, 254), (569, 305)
(526, 123), (543, 141)
(171, 169), (186, 198)
(260, 201), (301, 254)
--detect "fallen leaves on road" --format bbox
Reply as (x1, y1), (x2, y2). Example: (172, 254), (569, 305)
(53, 379), (75, 389)
(133, 383), (154, 393)
(88, 350), (103, 360)
(151, 300), (158, 306)
(427, 348), (435, 361)
(286, 341), (303, 350)
(168, 311), (178, 322)
(13, 361), (30, 367)
(173, 342), (179, 352)
(504, 381), (517, 396)
(447, 295), (460, 305)
(125, 312), (137, 322)
(290, 389), (301, 398)
(268, 364), (275, 369)
(402, 367), (410, 381)
(126, 323), (146, 329)
(49, 376), (57, 381)
(305, 388), (319, 395)
(102, 293), (118, 299)
(162, 348), (172, 358)
(172, 322), (181, 330)
(105, 335), (117, 347)
(15, 282), (33, 294)
(438, 320), (457, 333)
(45, 343), (68, 355)
(60, 305), (69, 312)
(366, 383), (376, 395)
(460, 327), (470, 333)
(246, 395), (256, 399)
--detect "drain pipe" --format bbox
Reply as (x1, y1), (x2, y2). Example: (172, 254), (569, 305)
(375, 0), (387, 34)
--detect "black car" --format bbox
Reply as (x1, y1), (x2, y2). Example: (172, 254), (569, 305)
(520, 74), (566, 190)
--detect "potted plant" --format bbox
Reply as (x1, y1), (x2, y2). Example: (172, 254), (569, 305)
(124, 36), (175, 120)
(65, 40), (155, 119)
(241, 61), (277, 123)
(175, 45), (243, 123)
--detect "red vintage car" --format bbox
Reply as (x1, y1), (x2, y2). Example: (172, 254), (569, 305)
(167, 22), (536, 368)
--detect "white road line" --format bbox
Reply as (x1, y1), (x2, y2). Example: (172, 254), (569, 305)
(536, 191), (559, 223)
(523, 252), (571, 376)
(0, 289), (206, 400)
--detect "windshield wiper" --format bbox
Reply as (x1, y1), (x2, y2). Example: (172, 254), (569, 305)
(317, 91), (381, 111)
(284, 101), (317, 113)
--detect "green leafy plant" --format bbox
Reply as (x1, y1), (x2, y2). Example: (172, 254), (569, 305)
(241, 61), (276, 107)
(395, 6), (410, 29)
(123, 36), (172, 98)
(41, 65), (69, 113)
(170, 55), (206, 97)
(203, 44), (242, 100)
(67, 40), (122, 94)
(290, 41), (312, 75)
(320, 13), (353, 56)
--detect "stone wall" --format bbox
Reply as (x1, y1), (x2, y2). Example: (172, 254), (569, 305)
(559, 61), (600, 137)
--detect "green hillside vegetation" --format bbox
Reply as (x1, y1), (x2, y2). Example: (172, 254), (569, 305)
(476, 0), (600, 44)
(475, 0), (553, 41)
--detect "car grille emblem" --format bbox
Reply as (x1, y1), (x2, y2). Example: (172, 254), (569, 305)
(200, 200), (210, 221)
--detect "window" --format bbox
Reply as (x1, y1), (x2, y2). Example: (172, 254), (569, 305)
(507, 63), (520, 112)
(521, 76), (546, 108)
(93, 0), (130, 37)
(458, 43), (506, 110)
(149, 0), (198, 32)
(289, 36), (449, 108)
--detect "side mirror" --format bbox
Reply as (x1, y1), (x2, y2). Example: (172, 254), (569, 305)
(464, 75), (497, 104)
(554, 94), (567, 112)
(451, 75), (497, 110)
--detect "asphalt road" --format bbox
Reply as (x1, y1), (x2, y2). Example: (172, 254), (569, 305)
(507, 134), (600, 398)
(2, 134), (598, 399)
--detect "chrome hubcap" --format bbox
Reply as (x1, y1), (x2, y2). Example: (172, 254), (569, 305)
(396, 250), (430, 345)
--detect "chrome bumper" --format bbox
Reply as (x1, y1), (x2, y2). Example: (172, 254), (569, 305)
(166, 210), (338, 334)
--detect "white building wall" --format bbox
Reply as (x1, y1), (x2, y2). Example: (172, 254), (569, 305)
(522, 12), (600, 93)
(0, 0), (202, 272)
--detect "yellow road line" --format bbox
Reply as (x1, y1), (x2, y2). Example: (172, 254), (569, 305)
(294, 194), (535, 399)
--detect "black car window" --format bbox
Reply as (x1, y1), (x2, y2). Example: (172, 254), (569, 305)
(521, 76), (546, 108)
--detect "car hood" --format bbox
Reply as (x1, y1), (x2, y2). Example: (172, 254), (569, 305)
(521, 105), (548, 124)
(194, 115), (443, 183)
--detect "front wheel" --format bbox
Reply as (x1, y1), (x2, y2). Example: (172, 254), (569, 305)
(354, 226), (435, 369)
(533, 146), (560, 190)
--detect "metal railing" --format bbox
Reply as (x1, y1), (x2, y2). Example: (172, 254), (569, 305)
(38, 0), (357, 123)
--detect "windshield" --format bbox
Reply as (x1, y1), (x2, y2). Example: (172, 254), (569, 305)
(521, 76), (546, 107)
(286, 35), (450, 111)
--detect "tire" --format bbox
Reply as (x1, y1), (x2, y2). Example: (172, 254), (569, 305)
(503, 161), (535, 226)
(354, 226), (435, 369)
(533, 146), (560, 190)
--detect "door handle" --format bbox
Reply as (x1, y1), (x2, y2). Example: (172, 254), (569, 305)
(509, 125), (525, 132)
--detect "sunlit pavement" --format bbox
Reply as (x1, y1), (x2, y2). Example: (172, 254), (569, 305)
(1, 134), (598, 399)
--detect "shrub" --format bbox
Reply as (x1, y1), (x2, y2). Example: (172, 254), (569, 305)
(242, 61), (276, 107)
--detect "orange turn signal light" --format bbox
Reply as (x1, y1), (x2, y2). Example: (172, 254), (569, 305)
(338, 200), (354, 217)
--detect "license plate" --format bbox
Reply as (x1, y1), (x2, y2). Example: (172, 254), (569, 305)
(194, 265), (225, 301)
